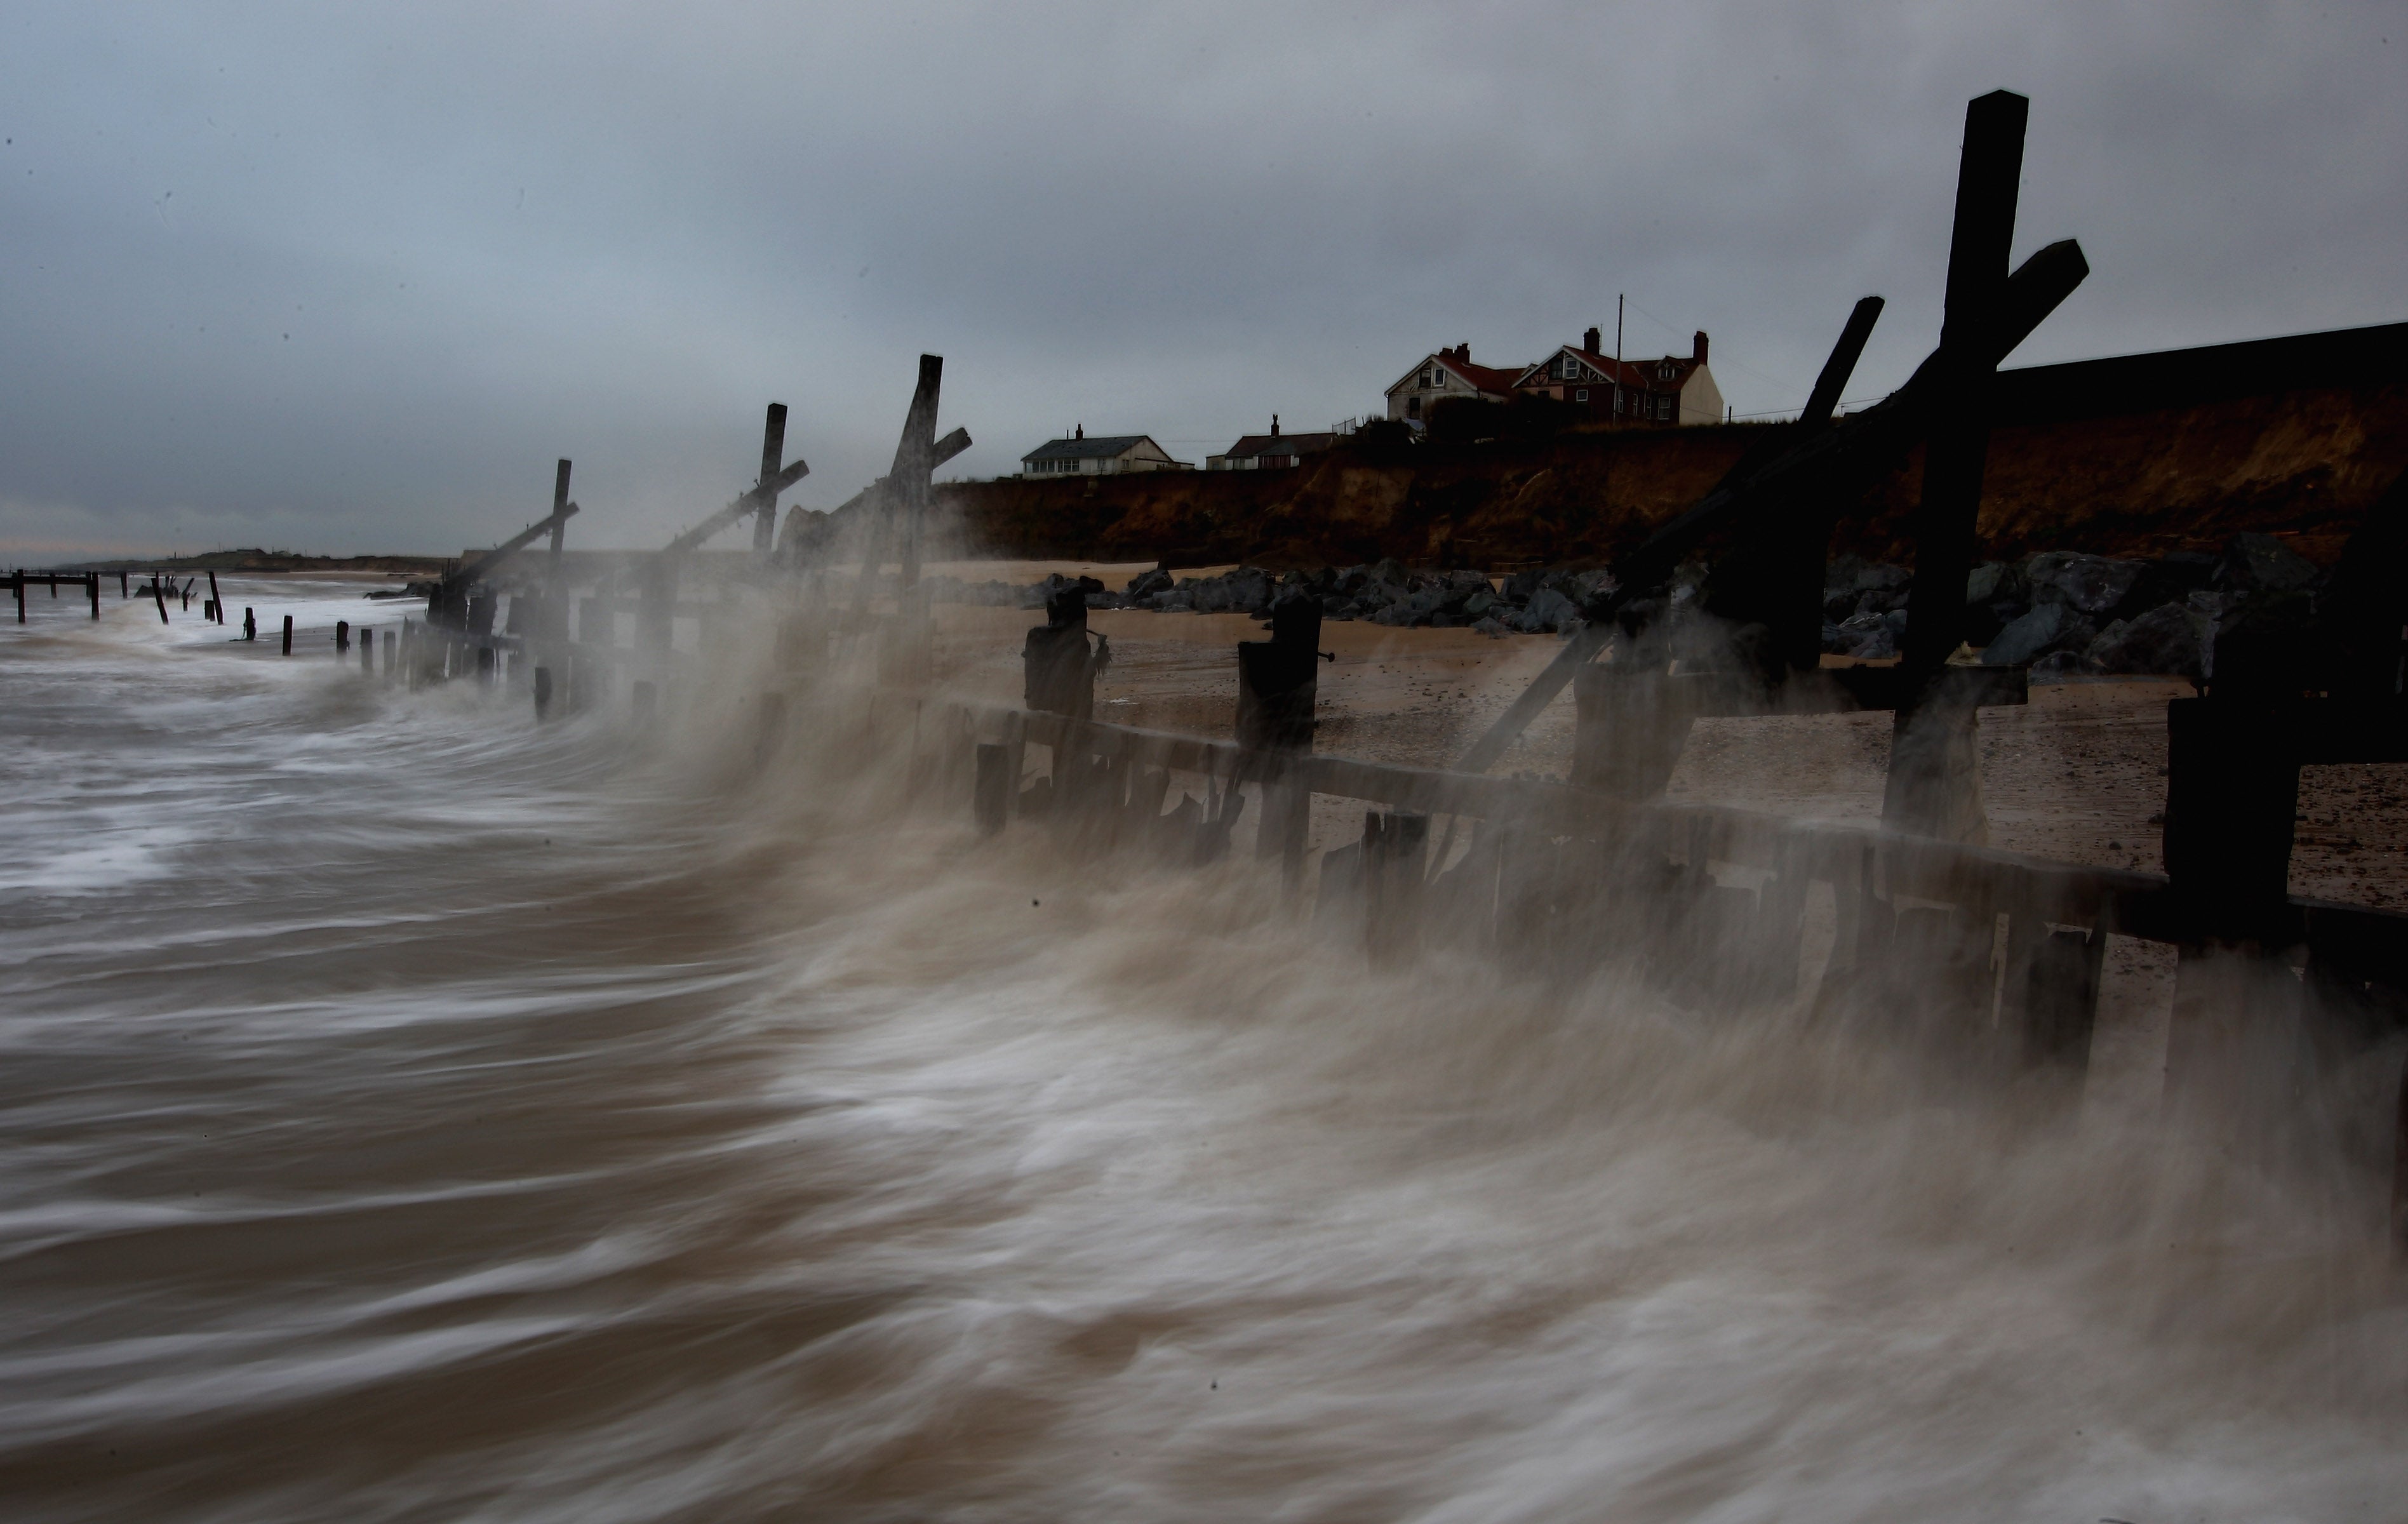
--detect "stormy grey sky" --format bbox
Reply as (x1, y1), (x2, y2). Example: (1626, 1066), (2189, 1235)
(1, 2), (2400, 558)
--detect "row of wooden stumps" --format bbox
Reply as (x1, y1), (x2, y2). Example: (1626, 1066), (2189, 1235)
(954, 582), (2404, 1252)
(9, 571), (102, 622)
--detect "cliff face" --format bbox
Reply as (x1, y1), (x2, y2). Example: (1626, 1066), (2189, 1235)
(930, 328), (2408, 571)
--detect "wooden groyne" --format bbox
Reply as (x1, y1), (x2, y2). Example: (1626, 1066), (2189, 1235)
(208, 88), (2408, 1251)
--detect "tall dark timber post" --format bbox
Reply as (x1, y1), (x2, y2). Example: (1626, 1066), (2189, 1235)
(1238, 595), (1325, 886)
(1883, 90), (2028, 846)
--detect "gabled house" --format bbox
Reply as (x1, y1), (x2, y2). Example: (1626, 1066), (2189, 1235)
(1383, 345), (1524, 427)
(1207, 415), (1342, 471)
(1516, 328), (1723, 425)
(1020, 427), (1193, 476)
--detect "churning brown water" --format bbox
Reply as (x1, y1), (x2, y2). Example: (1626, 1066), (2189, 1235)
(3, 578), (2403, 1523)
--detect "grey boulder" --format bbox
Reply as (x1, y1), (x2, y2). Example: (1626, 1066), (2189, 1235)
(2026, 551), (2144, 615)
(1984, 600), (2097, 666)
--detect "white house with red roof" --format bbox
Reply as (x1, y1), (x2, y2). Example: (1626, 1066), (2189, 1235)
(1515, 328), (1723, 425)
(1382, 345), (1525, 427)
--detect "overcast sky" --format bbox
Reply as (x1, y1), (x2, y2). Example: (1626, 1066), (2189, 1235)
(1, 1), (2400, 558)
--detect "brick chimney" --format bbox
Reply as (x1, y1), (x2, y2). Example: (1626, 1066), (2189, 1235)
(1270, 413), (1280, 438)
(1074, 423), (1083, 439)
(1693, 331), (1709, 364)
(1584, 326), (1602, 355)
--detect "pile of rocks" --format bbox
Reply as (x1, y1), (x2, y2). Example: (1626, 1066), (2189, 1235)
(928, 563), (1611, 634)
(923, 532), (2326, 679)
(1817, 533), (2325, 678)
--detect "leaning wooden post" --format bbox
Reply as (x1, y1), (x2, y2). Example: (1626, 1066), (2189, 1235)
(1883, 91), (2028, 845)
(1237, 592), (1326, 887)
(152, 578), (170, 625)
(207, 570), (222, 624)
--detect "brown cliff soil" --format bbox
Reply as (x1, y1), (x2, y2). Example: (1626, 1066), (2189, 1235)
(932, 380), (2408, 572)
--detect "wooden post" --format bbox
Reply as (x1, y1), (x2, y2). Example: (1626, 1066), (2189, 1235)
(1237, 595), (1324, 885)
(152, 579), (170, 625)
(381, 628), (394, 678)
(244, 606), (257, 641)
(208, 570), (222, 624)
(1884, 91), (2028, 845)
(754, 691), (788, 765)
(281, 613), (293, 653)
(974, 743), (1011, 834)
(752, 404), (789, 556)
(12, 572), (22, 624)
(119, 570), (128, 599)
(1363, 810), (1430, 965)
(1023, 587), (1098, 718)
(87, 572), (100, 619)
(336, 618), (350, 652)
(533, 666), (554, 719)
(476, 644), (495, 684)
(359, 626), (374, 671)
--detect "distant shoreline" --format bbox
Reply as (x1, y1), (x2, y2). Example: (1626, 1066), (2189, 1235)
(43, 550), (451, 575)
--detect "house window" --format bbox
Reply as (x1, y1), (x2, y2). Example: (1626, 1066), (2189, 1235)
(1575, 389), (1589, 402)
(1657, 363), (1674, 380)
(1407, 396), (1421, 418)
(1657, 395), (1673, 420)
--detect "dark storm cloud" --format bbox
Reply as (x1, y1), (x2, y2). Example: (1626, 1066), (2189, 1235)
(1, 1), (2400, 556)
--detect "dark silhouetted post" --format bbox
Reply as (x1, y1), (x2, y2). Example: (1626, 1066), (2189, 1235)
(359, 626), (374, 671)
(1884, 91), (2028, 845)
(12, 572), (22, 624)
(87, 572), (99, 619)
(208, 570), (222, 624)
(533, 666), (554, 719)
(336, 619), (350, 652)
(281, 613), (293, 653)
(152, 579), (169, 624)
(1023, 587), (1099, 719)
(244, 606), (257, 641)
(1238, 593), (1325, 885)
(974, 742), (1010, 835)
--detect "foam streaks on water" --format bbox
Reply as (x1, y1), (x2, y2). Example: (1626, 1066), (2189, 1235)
(0, 579), (2402, 1522)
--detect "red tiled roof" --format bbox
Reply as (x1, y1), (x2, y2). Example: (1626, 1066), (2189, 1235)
(1518, 347), (1702, 392)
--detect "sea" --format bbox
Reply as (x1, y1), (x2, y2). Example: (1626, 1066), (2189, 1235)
(0, 575), (2402, 1522)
